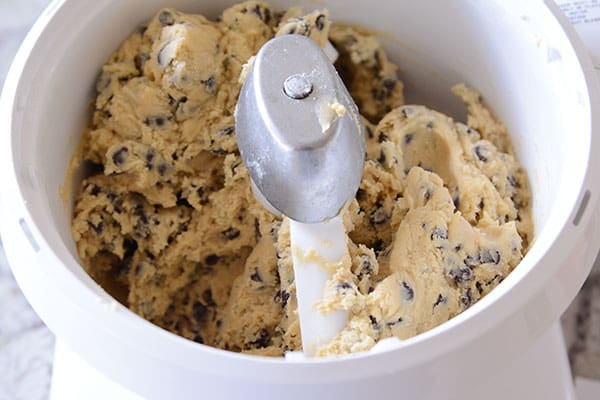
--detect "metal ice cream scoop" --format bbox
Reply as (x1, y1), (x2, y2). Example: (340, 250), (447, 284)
(235, 34), (365, 356)
(235, 34), (365, 223)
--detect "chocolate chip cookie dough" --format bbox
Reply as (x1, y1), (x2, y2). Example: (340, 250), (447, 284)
(71, 1), (532, 356)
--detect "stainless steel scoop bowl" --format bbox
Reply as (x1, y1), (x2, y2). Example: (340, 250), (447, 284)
(235, 34), (365, 223)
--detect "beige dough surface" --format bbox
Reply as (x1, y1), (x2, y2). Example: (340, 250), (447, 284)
(71, 1), (532, 356)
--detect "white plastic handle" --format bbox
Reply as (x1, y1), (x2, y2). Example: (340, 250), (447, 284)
(290, 216), (349, 356)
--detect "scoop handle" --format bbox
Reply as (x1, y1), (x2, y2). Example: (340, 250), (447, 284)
(290, 216), (349, 356)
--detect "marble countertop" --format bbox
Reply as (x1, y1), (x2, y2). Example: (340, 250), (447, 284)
(0, 1), (599, 399)
(1, 5), (57, 400)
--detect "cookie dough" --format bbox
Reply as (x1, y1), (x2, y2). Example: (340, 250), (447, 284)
(70, 1), (532, 356)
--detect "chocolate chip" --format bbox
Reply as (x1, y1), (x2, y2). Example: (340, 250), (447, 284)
(404, 133), (414, 144)
(132, 202), (144, 214)
(132, 205), (148, 227)
(145, 149), (155, 168)
(424, 189), (431, 201)
(479, 249), (500, 265)
(112, 146), (128, 166)
(369, 204), (388, 225)
(449, 266), (472, 284)
(401, 281), (414, 301)
(253, 219), (261, 240)
(274, 290), (290, 308)
(192, 302), (208, 323)
(251, 5), (263, 20)
(372, 239), (384, 254)
(252, 5), (271, 23)
(174, 315), (190, 332)
(210, 149), (227, 156)
(250, 268), (262, 282)
(193, 335), (204, 344)
(430, 227), (448, 241)
(336, 281), (353, 290)
(176, 193), (193, 208)
(377, 150), (386, 165)
(387, 317), (403, 327)
(217, 126), (234, 136)
(158, 10), (175, 26)
(426, 121), (434, 130)
(205, 254), (219, 266)
(369, 315), (380, 330)
(460, 288), (472, 308)
(263, 7), (271, 24)
(365, 125), (374, 139)
(85, 183), (101, 196)
(433, 294), (447, 308)
(201, 76), (216, 93)
(202, 289), (216, 307)
(106, 192), (119, 203)
(157, 163), (169, 176)
(356, 188), (367, 201)
(248, 329), (270, 348)
(87, 220), (103, 234)
(144, 116), (168, 127)
(134, 54), (147, 71)
(97, 108), (111, 120)
(196, 187), (209, 205)
(358, 255), (373, 276)
(400, 107), (414, 119)
(453, 194), (461, 209)
(382, 78), (396, 91)
(221, 227), (240, 240)
(485, 274), (504, 286)
(123, 238), (138, 259)
(474, 145), (488, 162)
(315, 14), (325, 30)
(378, 132), (388, 143)
(507, 175), (519, 188)
(476, 281), (483, 294)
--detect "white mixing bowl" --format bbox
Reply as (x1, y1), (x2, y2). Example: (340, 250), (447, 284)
(1, 0), (599, 399)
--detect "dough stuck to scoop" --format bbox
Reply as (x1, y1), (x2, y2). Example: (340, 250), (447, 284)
(70, 1), (532, 356)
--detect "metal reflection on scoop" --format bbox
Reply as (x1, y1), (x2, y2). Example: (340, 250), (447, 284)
(235, 34), (365, 223)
